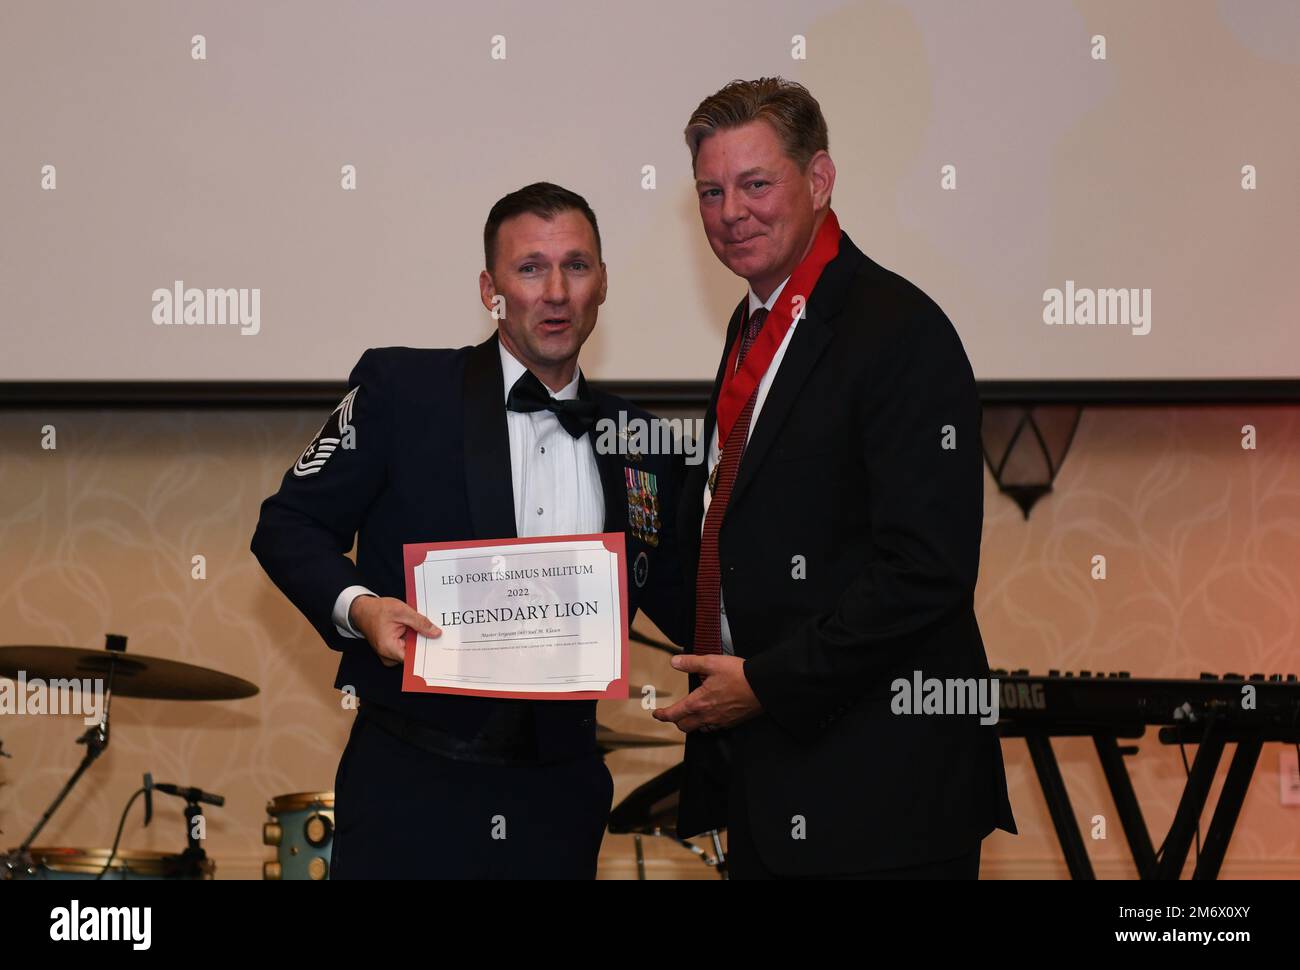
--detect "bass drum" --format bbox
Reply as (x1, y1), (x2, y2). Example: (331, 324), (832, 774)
(6, 847), (214, 880)
(263, 791), (334, 880)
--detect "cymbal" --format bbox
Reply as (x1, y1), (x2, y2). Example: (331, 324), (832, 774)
(0, 645), (258, 701)
(595, 723), (681, 752)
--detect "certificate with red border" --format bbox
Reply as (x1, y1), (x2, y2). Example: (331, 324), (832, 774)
(400, 533), (629, 700)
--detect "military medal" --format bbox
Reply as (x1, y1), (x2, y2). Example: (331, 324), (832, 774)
(624, 467), (660, 547)
(643, 470), (660, 546)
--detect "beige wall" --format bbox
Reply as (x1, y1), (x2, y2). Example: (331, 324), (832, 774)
(1, 403), (1298, 878)
(3, 0), (1298, 384)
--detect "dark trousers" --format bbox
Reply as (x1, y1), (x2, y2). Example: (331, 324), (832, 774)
(724, 753), (982, 880)
(330, 710), (613, 879)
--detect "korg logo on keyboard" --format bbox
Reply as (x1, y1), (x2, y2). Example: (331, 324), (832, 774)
(1001, 681), (1046, 710)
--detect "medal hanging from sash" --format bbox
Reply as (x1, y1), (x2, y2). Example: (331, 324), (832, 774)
(713, 208), (842, 454)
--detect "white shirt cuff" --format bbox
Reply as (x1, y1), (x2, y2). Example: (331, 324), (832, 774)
(333, 585), (377, 639)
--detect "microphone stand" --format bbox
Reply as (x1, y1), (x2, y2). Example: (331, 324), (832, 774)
(2, 634), (124, 877)
(178, 799), (211, 879)
(152, 782), (221, 879)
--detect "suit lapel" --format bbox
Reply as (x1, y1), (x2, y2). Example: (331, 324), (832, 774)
(462, 333), (518, 541)
(727, 232), (868, 509)
(588, 385), (628, 534)
(728, 315), (834, 507)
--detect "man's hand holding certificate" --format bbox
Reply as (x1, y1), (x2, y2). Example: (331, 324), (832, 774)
(401, 533), (629, 700)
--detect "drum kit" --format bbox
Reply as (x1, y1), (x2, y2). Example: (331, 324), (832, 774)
(0, 634), (255, 880)
(262, 791), (335, 880)
(0, 630), (723, 880)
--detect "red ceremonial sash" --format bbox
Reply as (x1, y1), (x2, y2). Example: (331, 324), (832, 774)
(715, 208), (841, 448)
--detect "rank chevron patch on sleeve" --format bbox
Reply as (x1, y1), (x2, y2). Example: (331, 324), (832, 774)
(292, 386), (359, 478)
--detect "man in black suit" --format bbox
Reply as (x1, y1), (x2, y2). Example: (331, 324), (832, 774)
(252, 182), (687, 879)
(654, 79), (1016, 878)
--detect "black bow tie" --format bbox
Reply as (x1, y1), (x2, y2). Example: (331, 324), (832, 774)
(505, 370), (598, 439)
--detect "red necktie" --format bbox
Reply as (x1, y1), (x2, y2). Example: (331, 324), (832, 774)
(693, 307), (769, 655)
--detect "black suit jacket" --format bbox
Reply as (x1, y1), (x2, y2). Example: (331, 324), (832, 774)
(676, 231), (1017, 874)
(252, 334), (689, 762)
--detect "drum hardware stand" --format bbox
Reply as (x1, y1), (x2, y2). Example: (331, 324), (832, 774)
(1, 634), (126, 878)
(709, 830), (727, 879)
(630, 827), (727, 880)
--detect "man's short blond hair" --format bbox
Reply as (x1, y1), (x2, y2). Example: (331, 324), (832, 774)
(684, 77), (829, 173)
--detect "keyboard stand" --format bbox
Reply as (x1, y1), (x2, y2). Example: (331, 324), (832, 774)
(1001, 718), (1295, 879)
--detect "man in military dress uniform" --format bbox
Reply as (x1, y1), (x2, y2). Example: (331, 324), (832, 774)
(252, 182), (689, 879)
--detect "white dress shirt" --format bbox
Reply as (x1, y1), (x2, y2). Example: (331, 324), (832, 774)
(332, 340), (604, 638)
(702, 275), (795, 654)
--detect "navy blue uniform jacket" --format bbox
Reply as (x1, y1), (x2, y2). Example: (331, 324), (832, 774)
(251, 334), (689, 762)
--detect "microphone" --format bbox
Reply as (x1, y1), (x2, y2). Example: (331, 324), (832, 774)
(143, 772), (154, 827)
(154, 783), (225, 807)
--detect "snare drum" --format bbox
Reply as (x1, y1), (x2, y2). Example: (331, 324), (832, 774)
(5, 847), (214, 880)
(263, 791), (334, 880)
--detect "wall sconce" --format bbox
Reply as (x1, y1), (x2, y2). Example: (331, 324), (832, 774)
(981, 405), (1082, 519)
